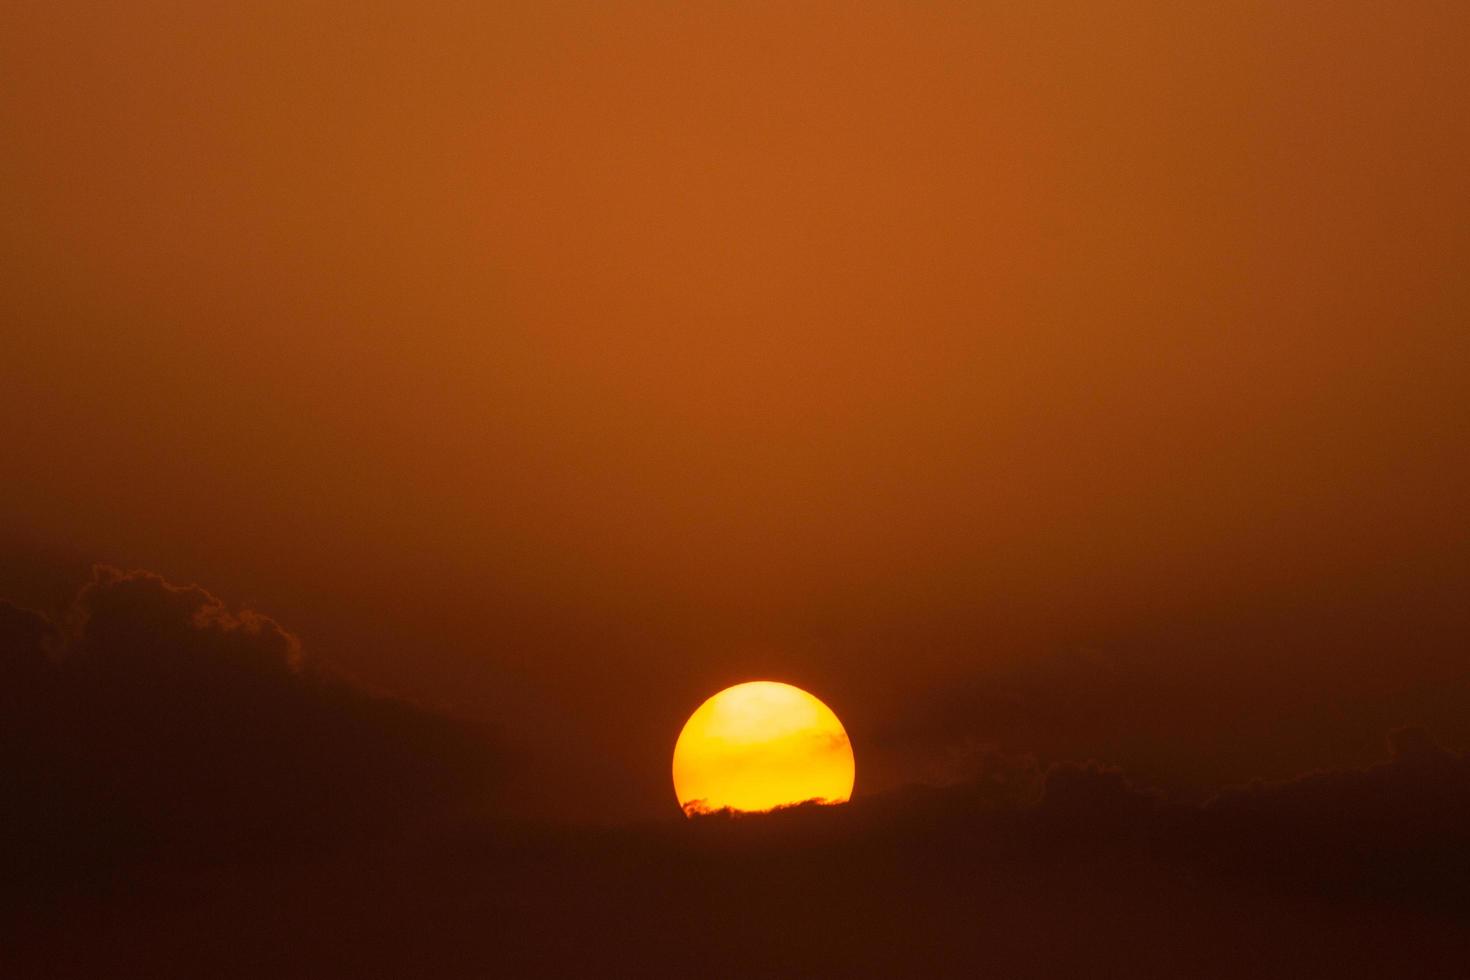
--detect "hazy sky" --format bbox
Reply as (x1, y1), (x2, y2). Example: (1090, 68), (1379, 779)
(3, 1), (1467, 818)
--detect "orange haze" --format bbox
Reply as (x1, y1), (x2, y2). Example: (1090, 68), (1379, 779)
(3, 1), (1467, 819)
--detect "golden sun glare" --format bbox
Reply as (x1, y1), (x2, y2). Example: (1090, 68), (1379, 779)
(672, 681), (855, 816)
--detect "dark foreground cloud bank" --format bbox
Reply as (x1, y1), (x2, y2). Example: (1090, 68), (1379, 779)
(0, 567), (503, 874)
(4, 569), (1469, 978)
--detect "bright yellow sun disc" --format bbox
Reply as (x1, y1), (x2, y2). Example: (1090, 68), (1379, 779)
(672, 681), (855, 816)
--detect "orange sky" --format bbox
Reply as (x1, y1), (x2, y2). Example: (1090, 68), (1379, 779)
(3, 1), (1467, 817)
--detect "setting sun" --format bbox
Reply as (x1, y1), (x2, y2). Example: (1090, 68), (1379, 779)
(672, 681), (855, 816)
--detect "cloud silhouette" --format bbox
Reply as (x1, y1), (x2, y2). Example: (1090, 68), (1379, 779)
(0, 566), (503, 870)
(0, 598), (56, 678)
(5, 568), (1470, 978)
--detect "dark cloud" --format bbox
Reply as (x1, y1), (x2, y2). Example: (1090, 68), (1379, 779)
(865, 574), (1470, 803)
(4, 567), (1469, 978)
(0, 566), (504, 877)
(1035, 760), (1160, 834)
(0, 599), (57, 674)
(10, 727), (1462, 979)
(1193, 727), (1470, 903)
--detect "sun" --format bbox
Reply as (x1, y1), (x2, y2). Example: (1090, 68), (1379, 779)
(672, 681), (855, 816)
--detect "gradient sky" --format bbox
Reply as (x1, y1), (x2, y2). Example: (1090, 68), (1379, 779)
(3, 1), (1467, 819)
